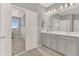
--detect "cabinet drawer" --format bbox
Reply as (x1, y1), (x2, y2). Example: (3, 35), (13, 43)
(56, 35), (76, 40)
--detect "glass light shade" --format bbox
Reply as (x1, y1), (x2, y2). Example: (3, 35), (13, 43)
(48, 11), (51, 14)
(65, 4), (68, 8)
(70, 3), (73, 6)
(60, 6), (63, 10)
(54, 9), (56, 12)
(50, 10), (53, 13)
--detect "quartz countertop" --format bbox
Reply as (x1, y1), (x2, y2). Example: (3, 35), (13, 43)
(41, 30), (79, 37)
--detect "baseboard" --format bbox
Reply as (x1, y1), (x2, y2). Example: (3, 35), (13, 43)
(14, 50), (26, 56)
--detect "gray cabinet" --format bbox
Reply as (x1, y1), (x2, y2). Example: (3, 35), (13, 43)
(56, 35), (66, 54)
(76, 39), (79, 56)
(41, 33), (50, 48)
(56, 35), (77, 56)
(41, 32), (77, 56)
(50, 34), (57, 50)
(41, 33), (46, 46)
(66, 37), (76, 56)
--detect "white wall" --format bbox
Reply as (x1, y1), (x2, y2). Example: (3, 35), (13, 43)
(20, 17), (26, 39)
(0, 4), (1, 55)
(0, 3), (12, 56)
(25, 9), (38, 51)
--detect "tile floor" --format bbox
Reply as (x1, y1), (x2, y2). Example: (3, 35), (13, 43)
(18, 46), (63, 56)
(12, 38), (25, 56)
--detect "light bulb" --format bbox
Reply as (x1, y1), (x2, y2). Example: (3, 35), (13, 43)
(50, 10), (53, 13)
(46, 11), (51, 15)
(48, 11), (50, 14)
(54, 9), (56, 12)
(70, 3), (73, 6)
(60, 6), (63, 10)
(65, 4), (68, 8)
(50, 10), (53, 15)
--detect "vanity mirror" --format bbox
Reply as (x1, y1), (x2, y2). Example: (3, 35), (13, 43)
(72, 14), (79, 32)
(49, 14), (71, 32)
(42, 3), (79, 33)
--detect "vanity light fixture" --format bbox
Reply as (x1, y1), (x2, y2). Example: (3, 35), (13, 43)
(50, 10), (53, 15)
(54, 9), (56, 12)
(46, 10), (53, 15)
(70, 3), (73, 6)
(45, 11), (50, 15)
(60, 6), (64, 10)
(65, 4), (68, 8)
(50, 10), (53, 13)
(45, 3), (76, 16)
(48, 11), (51, 14)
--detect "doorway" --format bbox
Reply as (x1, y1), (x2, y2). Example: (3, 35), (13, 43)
(11, 17), (25, 55)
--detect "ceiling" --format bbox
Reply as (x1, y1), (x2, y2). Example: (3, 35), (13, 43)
(12, 3), (79, 16)
(11, 3), (45, 12)
(39, 3), (54, 8)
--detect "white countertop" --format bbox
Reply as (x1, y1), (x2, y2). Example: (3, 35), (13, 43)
(41, 31), (79, 37)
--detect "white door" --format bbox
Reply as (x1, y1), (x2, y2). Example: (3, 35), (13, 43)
(25, 10), (38, 51)
(0, 4), (12, 56)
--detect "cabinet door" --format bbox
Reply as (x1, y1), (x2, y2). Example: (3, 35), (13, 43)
(66, 37), (76, 56)
(76, 39), (79, 56)
(57, 36), (66, 54)
(41, 33), (50, 48)
(50, 34), (57, 50)
(46, 34), (51, 48)
(41, 33), (46, 46)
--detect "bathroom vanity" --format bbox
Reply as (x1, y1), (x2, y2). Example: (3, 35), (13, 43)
(41, 31), (79, 56)
(41, 4), (79, 56)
